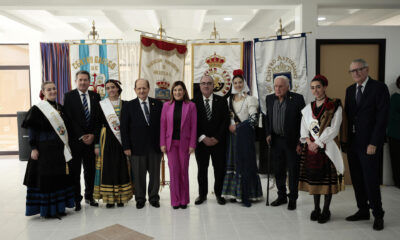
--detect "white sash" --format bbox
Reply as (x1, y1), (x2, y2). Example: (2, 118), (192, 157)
(302, 105), (344, 174)
(36, 101), (72, 162)
(99, 98), (122, 144)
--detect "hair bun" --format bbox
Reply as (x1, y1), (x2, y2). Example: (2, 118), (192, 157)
(233, 69), (244, 77)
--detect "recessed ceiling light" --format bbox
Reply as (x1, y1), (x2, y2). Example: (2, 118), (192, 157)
(318, 16), (326, 21)
(224, 17), (233, 21)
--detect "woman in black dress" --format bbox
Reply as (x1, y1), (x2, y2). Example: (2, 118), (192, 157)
(94, 80), (133, 208)
(23, 81), (75, 218)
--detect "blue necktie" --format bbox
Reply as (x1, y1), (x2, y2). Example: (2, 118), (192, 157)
(356, 85), (363, 106)
(82, 93), (90, 124)
(142, 101), (150, 125)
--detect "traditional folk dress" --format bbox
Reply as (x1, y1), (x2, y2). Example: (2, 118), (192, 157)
(299, 98), (345, 195)
(22, 100), (74, 217)
(222, 96), (263, 202)
(93, 98), (133, 204)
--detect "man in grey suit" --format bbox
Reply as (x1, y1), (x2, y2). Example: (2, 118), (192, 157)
(121, 79), (163, 209)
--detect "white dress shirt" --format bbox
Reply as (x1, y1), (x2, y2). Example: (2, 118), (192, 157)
(356, 76), (369, 99)
(78, 89), (91, 113)
(139, 97), (150, 124)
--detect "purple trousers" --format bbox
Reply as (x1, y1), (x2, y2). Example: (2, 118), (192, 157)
(167, 140), (190, 207)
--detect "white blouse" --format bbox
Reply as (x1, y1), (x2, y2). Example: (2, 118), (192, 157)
(231, 95), (258, 122)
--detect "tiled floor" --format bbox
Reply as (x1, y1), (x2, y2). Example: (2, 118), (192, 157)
(1, 156), (399, 240)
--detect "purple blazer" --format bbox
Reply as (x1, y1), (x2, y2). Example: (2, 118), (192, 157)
(160, 101), (197, 152)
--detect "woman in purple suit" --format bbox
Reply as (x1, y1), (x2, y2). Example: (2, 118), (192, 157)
(160, 81), (197, 209)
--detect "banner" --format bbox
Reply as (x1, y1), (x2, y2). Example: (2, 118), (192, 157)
(254, 35), (308, 114)
(69, 40), (120, 98)
(192, 43), (243, 98)
(139, 36), (187, 101)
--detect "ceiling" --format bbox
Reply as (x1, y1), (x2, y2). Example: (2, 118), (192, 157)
(0, 0), (399, 41)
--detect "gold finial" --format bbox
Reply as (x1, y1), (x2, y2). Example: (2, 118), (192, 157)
(158, 21), (166, 39)
(276, 18), (287, 37)
(210, 21), (220, 40)
(88, 20), (99, 40)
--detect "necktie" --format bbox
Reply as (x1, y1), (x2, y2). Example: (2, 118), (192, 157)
(205, 99), (211, 121)
(142, 101), (150, 125)
(356, 85), (363, 106)
(82, 93), (90, 124)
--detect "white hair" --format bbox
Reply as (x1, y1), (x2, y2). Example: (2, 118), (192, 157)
(273, 75), (290, 87)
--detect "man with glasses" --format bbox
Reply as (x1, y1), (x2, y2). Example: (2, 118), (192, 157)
(193, 75), (230, 205)
(344, 59), (390, 230)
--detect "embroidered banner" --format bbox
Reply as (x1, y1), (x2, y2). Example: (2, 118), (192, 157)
(191, 43), (243, 98)
(254, 35), (308, 114)
(139, 36), (187, 101)
(69, 40), (120, 98)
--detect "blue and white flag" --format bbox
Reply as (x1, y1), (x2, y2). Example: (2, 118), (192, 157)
(254, 35), (308, 114)
(69, 40), (120, 98)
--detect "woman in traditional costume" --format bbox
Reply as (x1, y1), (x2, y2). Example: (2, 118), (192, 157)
(221, 69), (263, 207)
(94, 80), (133, 208)
(23, 82), (74, 218)
(299, 74), (345, 223)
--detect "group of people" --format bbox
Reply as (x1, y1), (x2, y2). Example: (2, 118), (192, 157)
(23, 58), (394, 231)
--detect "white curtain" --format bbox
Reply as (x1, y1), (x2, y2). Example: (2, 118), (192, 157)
(118, 42), (140, 101)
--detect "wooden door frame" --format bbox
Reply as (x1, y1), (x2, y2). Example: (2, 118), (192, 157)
(316, 39), (386, 82)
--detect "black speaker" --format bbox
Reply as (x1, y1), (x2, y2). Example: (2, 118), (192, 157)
(17, 111), (30, 161)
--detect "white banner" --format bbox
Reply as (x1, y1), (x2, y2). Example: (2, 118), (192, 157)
(192, 43), (243, 96)
(139, 36), (187, 101)
(254, 36), (308, 114)
(69, 40), (120, 98)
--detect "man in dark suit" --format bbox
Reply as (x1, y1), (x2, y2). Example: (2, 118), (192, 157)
(121, 79), (163, 209)
(63, 70), (100, 210)
(265, 75), (305, 210)
(193, 75), (229, 205)
(344, 59), (390, 231)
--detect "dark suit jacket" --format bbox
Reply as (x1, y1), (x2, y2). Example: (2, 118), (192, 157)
(264, 91), (305, 147)
(63, 89), (101, 145)
(193, 94), (230, 144)
(120, 97), (162, 155)
(344, 77), (390, 149)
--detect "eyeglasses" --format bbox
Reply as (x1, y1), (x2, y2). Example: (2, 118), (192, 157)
(200, 82), (213, 86)
(349, 67), (366, 74)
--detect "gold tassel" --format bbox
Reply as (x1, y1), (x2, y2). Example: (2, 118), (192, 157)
(66, 163), (69, 175)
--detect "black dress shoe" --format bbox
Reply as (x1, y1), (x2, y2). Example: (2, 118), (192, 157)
(195, 196), (207, 205)
(287, 200), (296, 210)
(150, 201), (160, 208)
(346, 211), (370, 221)
(57, 212), (67, 217)
(373, 218), (384, 231)
(242, 202), (251, 207)
(85, 199), (99, 207)
(117, 203), (124, 207)
(318, 210), (331, 224)
(75, 202), (81, 211)
(106, 203), (115, 208)
(310, 209), (321, 221)
(216, 196), (226, 205)
(172, 206), (179, 209)
(180, 204), (187, 209)
(270, 197), (288, 207)
(136, 201), (145, 209)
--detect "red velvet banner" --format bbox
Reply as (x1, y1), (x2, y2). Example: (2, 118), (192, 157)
(141, 36), (187, 54)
